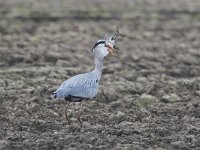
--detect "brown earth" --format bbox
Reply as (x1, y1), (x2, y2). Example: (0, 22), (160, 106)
(0, 0), (200, 149)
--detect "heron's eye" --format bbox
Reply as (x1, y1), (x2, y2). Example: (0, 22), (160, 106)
(111, 37), (115, 41)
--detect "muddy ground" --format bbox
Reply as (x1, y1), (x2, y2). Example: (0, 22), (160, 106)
(0, 0), (200, 149)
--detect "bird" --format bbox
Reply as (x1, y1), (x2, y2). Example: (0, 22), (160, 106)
(53, 27), (127, 125)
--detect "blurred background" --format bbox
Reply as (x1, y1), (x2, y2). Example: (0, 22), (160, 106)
(0, 0), (200, 149)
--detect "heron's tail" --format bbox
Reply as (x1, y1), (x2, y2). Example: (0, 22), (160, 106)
(53, 92), (57, 99)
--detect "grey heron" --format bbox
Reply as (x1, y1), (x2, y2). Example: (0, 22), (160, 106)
(53, 27), (126, 125)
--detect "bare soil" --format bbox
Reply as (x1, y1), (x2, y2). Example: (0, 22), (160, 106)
(0, 0), (200, 149)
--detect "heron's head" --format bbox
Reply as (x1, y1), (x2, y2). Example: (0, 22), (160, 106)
(92, 36), (116, 58)
(92, 26), (127, 58)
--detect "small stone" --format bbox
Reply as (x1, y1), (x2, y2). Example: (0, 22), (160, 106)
(68, 148), (77, 150)
(0, 140), (9, 149)
(136, 93), (158, 108)
(143, 31), (154, 38)
(171, 141), (188, 149)
(161, 94), (181, 103)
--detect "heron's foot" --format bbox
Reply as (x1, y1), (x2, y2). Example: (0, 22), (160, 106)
(65, 111), (71, 125)
(77, 111), (82, 127)
(76, 102), (83, 127)
(65, 102), (71, 125)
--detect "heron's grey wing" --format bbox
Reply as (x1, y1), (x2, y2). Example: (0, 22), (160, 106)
(53, 73), (99, 99)
(69, 74), (99, 98)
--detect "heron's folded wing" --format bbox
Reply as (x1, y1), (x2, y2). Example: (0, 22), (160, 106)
(54, 73), (98, 98)
(69, 75), (98, 98)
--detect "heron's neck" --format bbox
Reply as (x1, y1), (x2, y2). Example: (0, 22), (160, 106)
(94, 57), (103, 79)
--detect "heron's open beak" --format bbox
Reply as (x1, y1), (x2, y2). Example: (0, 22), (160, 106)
(105, 44), (117, 55)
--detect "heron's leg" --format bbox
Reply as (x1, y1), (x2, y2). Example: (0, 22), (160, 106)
(65, 101), (71, 125)
(77, 102), (82, 127)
